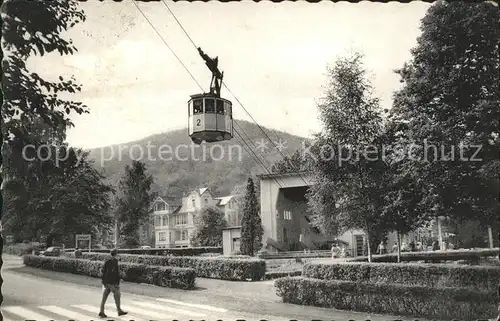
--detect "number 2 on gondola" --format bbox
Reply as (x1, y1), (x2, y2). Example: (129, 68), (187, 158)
(196, 119), (201, 126)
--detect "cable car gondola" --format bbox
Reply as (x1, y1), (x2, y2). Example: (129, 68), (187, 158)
(188, 47), (233, 145)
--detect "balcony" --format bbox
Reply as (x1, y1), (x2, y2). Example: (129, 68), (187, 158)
(174, 223), (188, 228)
(153, 209), (171, 214)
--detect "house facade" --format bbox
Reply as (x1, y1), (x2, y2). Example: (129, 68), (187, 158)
(257, 171), (399, 255)
(151, 188), (242, 248)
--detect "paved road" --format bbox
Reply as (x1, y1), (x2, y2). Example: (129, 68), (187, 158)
(1, 255), (421, 321)
(2, 270), (289, 321)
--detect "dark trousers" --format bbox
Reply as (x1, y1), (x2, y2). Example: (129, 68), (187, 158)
(100, 283), (121, 313)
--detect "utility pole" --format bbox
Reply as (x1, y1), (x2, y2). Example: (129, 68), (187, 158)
(488, 226), (494, 248)
(114, 219), (118, 249)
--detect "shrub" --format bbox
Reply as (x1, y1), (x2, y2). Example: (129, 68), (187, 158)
(302, 262), (500, 292)
(258, 250), (331, 259)
(3, 242), (45, 256)
(84, 247), (222, 256)
(275, 276), (497, 320)
(265, 271), (302, 280)
(222, 255), (253, 259)
(347, 248), (499, 263)
(71, 252), (266, 281)
(199, 253), (222, 257)
(23, 255), (196, 290)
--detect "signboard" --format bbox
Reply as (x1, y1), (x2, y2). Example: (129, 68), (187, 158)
(75, 234), (91, 251)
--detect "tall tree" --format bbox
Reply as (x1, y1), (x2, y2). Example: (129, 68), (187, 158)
(391, 1), (499, 237)
(230, 178), (257, 227)
(2, 145), (114, 244)
(190, 206), (227, 247)
(115, 161), (156, 248)
(1, 0), (88, 308)
(271, 145), (313, 174)
(240, 177), (263, 256)
(375, 120), (435, 261)
(307, 52), (389, 262)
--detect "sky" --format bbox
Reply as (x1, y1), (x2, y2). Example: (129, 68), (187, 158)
(27, 1), (431, 149)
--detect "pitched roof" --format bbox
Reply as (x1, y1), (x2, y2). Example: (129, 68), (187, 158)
(214, 196), (233, 206)
(199, 187), (209, 195)
(149, 196), (182, 211)
(214, 194), (243, 206)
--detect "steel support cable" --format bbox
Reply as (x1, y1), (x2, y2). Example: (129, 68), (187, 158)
(133, 1), (281, 187)
(161, 0), (309, 186)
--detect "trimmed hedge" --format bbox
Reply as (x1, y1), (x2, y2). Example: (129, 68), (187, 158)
(3, 242), (45, 256)
(347, 248), (499, 263)
(83, 247), (222, 256)
(258, 250), (332, 259)
(302, 262), (500, 292)
(275, 276), (497, 320)
(71, 252), (266, 281)
(265, 271), (302, 280)
(23, 255), (196, 290)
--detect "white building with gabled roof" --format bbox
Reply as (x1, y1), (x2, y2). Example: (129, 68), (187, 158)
(150, 187), (242, 248)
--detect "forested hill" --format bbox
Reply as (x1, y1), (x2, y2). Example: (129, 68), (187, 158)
(87, 119), (310, 197)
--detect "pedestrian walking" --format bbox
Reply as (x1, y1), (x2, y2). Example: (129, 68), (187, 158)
(99, 249), (127, 318)
(331, 244), (340, 258)
(378, 241), (386, 255)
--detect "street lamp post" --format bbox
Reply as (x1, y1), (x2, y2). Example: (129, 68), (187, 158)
(114, 220), (118, 249)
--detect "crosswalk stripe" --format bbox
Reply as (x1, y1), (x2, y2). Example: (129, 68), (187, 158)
(3, 306), (53, 320)
(156, 298), (228, 313)
(116, 305), (170, 320)
(39, 305), (96, 320)
(132, 301), (206, 317)
(73, 304), (141, 321)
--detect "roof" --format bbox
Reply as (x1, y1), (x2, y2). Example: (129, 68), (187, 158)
(256, 171), (314, 180)
(176, 195), (193, 214)
(154, 196), (181, 206)
(214, 194), (243, 206)
(214, 196), (233, 206)
(149, 196), (182, 212)
(199, 187), (209, 195)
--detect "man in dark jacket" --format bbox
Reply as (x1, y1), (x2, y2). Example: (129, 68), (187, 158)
(98, 249), (127, 318)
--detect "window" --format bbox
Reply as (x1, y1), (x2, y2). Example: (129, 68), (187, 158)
(204, 98), (215, 113)
(192, 199), (195, 207)
(224, 103), (232, 118)
(204, 198), (208, 204)
(216, 100), (224, 114)
(155, 202), (166, 212)
(158, 232), (166, 241)
(154, 216), (161, 226)
(181, 230), (188, 240)
(232, 237), (240, 252)
(175, 214), (187, 225)
(284, 210), (292, 220)
(193, 99), (203, 114)
(283, 228), (288, 243)
(162, 216), (168, 226)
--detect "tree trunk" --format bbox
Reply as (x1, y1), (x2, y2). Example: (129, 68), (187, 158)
(366, 234), (372, 263)
(0, 150), (3, 312)
(488, 226), (494, 248)
(397, 231), (401, 263)
(114, 219), (119, 249)
(437, 216), (443, 250)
